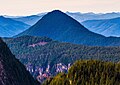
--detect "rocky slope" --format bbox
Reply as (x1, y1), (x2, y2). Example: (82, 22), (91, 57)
(0, 38), (40, 85)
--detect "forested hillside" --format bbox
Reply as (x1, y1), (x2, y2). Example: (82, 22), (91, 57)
(3, 36), (120, 74)
(43, 60), (120, 85)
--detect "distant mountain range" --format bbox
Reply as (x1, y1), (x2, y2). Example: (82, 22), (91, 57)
(12, 13), (47, 26)
(0, 38), (39, 85)
(4, 11), (120, 26)
(66, 12), (120, 22)
(13, 15), (41, 26)
(1, 11), (120, 38)
(82, 17), (120, 37)
(0, 16), (30, 37)
(16, 10), (120, 46)
(1, 10), (120, 38)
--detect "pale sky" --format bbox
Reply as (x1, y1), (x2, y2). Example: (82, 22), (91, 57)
(0, 0), (120, 16)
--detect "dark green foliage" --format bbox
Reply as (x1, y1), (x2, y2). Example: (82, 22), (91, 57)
(43, 73), (70, 85)
(43, 60), (120, 85)
(3, 36), (120, 74)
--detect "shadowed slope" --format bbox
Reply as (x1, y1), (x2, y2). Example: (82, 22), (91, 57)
(0, 38), (39, 85)
(17, 10), (107, 46)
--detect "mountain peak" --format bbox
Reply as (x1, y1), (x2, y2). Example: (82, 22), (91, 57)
(17, 10), (106, 45)
(50, 10), (63, 13)
(45, 10), (66, 17)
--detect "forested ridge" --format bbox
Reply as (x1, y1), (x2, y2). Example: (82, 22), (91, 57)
(3, 35), (120, 74)
(43, 60), (120, 85)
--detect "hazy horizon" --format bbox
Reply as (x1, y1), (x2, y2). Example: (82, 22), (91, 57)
(0, 0), (120, 16)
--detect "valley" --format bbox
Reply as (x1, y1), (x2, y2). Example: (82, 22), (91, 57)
(1, 9), (120, 85)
